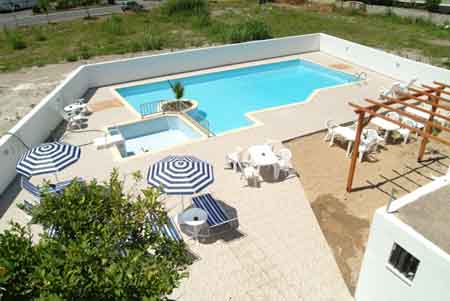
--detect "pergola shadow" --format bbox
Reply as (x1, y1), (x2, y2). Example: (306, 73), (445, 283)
(352, 154), (449, 198)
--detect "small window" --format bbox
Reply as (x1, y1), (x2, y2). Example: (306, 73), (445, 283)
(388, 243), (420, 281)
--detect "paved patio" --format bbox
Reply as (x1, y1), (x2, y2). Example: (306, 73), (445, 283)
(0, 51), (397, 300)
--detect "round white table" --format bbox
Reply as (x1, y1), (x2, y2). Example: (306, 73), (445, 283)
(248, 145), (280, 179)
(63, 103), (85, 113)
(181, 207), (208, 243)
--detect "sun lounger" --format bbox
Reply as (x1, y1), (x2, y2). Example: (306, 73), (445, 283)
(192, 193), (238, 235)
(21, 177), (84, 201)
(147, 213), (183, 242)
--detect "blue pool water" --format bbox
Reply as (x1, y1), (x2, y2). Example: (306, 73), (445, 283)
(109, 116), (202, 157)
(117, 60), (358, 134)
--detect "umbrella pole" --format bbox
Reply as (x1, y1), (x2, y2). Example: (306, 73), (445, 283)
(54, 172), (59, 183)
(181, 195), (184, 211)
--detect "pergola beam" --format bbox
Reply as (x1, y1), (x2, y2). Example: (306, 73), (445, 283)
(364, 98), (450, 134)
(422, 84), (450, 97)
(381, 95), (450, 124)
(409, 87), (450, 104)
(349, 103), (450, 146)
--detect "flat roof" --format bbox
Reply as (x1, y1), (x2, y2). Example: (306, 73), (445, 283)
(396, 183), (450, 254)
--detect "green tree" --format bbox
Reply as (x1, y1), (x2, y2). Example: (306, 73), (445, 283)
(0, 170), (191, 300)
(425, 0), (441, 12)
(37, 0), (50, 24)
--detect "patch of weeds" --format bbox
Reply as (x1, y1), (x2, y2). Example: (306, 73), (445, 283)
(225, 19), (272, 43)
(142, 31), (164, 50)
(32, 27), (47, 41)
(3, 28), (27, 50)
(65, 53), (79, 62)
(79, 45), (93, 59)
(129, 41), (142, 52)
(103, 15), (126, 35)
(162, 0), (209, 16)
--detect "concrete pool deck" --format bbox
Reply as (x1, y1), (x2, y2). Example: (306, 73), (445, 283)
(0, 51), (396, 300)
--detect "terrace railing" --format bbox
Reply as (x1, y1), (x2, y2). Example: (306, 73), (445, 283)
(139, 100), (167, 117)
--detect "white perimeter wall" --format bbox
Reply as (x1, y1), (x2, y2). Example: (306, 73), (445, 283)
(320, 33), (450, 84)
(355, 208), (450, 301)
(1, 33), (450, 195)
(0, 34), (320, 194)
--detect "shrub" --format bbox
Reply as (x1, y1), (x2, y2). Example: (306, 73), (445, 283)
(226, 20), (272, 43)
(3, 28), (27, 50)
(142, 31), (163, 51)
(103, 15), (126, 35)
(425, 0), (441, 12)
(129, 41), (142, 52)
(0, 171), (191, 300)
(32, 27), (47, 41)
(162, 0), (208, 16)
(65, 53), (78, 62)
(79, 45), (92, 59)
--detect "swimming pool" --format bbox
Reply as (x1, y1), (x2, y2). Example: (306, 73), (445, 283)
(116, 59), (358, 134)
(109, 115), (203, 157)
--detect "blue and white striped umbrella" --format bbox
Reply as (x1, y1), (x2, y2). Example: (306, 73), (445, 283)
(16, 142), (81, 178)
(147, 155), (214, 195)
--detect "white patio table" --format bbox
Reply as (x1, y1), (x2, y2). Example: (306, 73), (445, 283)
(370, 117), (400, 142)
(64, 103), (85, 114)
(329, 126), (357, 157)
(248, 144), (280, 179)
(180, 207), (208, 244)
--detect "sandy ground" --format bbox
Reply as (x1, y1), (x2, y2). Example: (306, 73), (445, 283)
(285, 129), (450, 295)
(0, 49), (174, 134)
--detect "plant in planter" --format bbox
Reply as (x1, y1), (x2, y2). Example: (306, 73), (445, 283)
(172, 81), (184, 100)
(162, 82), (194, 112)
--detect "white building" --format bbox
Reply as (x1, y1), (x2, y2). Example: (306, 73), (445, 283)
(356, 175), (450, 301)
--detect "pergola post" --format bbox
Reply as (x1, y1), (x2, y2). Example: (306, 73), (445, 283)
(346, 111), (366, 192)
(418, 91), (441, 161)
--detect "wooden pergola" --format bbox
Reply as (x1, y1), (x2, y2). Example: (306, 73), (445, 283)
(346, 81), (450, 192)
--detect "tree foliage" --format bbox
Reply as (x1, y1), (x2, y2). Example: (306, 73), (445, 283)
(0, 170), (191, 300)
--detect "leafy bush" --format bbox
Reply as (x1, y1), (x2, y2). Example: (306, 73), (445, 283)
(425, 0), (441, 12)
(162, 0), (208, 16)
(142, 31), (163, 51)
(3, 28), (27, 50)
(226, 20), (272, 43)
(32, 27), (47, 41)
(103, 15), (126, 35)
(79, 45), (92, 59)
(0, 171), (191, 300)
(65, 53), (78, 62)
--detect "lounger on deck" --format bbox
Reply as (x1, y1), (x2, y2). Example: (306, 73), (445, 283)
(192, 193), (238, 235)
(21, 177), (84, 200)
(147, 213), (183, 242)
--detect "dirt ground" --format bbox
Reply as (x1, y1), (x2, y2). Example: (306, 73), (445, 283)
(285, 129), (450, 295)
(0, 49), (172, 134)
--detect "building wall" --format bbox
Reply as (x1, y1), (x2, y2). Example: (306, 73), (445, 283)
(355, 208), (450, 301)
(319, 33), (450, 84)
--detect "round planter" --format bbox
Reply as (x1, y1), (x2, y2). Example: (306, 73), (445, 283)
(162, 99), (198, 114)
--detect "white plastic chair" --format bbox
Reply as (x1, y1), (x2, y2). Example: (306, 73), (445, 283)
(358, 137), (378, 162)
(276, 148), (293, 177)
(397, 118), (416, 144)
(237, 161), (260, 187)
(324, 120), (338, 141)
(226, 146), (244, 171)
(61, 110), (87, 130)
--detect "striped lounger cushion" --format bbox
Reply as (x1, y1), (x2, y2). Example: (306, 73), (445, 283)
(192, 193), (229, 227)
(148, 214), (182, 242)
